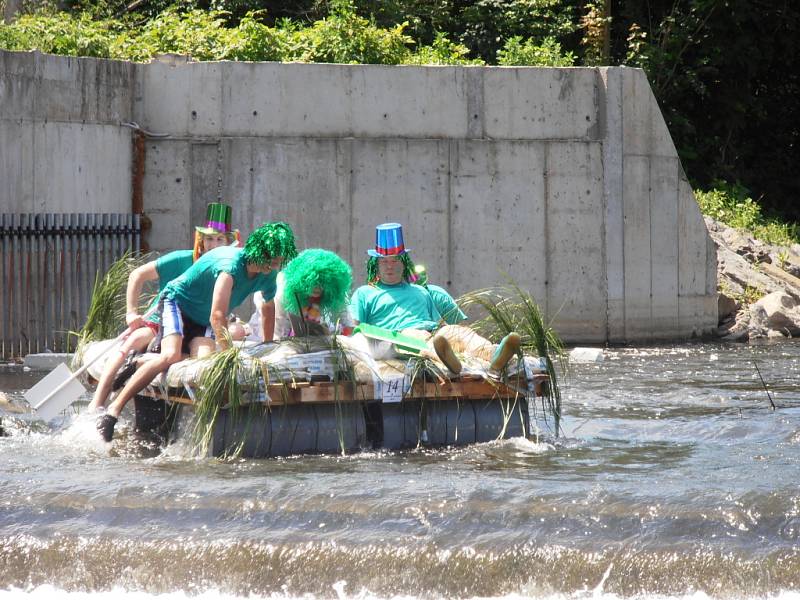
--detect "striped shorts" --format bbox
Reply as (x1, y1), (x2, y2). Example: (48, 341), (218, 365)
(153, 297), (213, 355)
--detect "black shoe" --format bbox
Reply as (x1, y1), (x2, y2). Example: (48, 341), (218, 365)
(111, 351), (139, 391)
(96, 414), (118, 442)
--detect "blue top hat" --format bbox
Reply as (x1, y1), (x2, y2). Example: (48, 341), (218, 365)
(367, 223), (411, 257)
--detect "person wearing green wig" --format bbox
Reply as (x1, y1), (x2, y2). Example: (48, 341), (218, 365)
(277, 248), (354, 338)
(87, 203), (238, 413)
(96, 221), (297, 443)
(247, 248), (355, 340)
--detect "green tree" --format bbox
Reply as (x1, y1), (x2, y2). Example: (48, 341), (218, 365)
(616, 0), (800, 221)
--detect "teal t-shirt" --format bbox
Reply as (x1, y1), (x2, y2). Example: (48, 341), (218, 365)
(156, 249), (194, 289)
(145, 250), (195, 323)
(163, 246), (278, 326)
(350, 281), (441, 331)
(425, 284), (467, 325)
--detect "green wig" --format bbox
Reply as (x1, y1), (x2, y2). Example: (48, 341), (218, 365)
(244, 222), (297, 267)
(282, 249), (352, 319)
(366, 253), (416, 284)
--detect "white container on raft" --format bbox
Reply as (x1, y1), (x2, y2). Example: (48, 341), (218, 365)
(569, 347), (605, 363)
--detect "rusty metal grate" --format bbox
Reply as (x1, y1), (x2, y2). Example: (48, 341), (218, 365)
(0, 214), (141, 359)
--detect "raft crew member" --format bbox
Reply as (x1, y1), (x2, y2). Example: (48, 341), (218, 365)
(87, 202), (238, 413)
(96, 221), (298, 442)
(349, 223), (520, 374)
(412, 264), (467, 325)
(249, 248), (354, 340)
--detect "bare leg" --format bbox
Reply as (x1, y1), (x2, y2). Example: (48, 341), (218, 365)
(106, 334), (183, 420)
(87, 328), (154, 412)
(189, 336), (216, 359)
(436, 325), (521, 371)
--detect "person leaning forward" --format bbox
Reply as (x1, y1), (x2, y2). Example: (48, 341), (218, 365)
(349, 222), (521, 375)
(95, 221), (298, 443)
(87, 202), (238, 413)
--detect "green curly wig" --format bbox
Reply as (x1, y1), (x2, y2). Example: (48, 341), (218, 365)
(282, 249), (352, 319)
(244, 222), (298, 267)
(366, 253), (416, 284)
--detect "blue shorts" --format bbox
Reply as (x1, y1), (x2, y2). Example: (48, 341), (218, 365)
(153, 298), (213, 355)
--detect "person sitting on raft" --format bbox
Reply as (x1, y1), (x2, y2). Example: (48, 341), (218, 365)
(349, 222), (520, 375)
(411, 264), (467, 325)
(248, 248), (354, 340)
(87, 202), (239, 413)
(96, 221), (298, 442)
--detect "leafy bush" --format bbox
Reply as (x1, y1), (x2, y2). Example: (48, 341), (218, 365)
(223, 12), (287, 62)
(285, 0), (412, 64)
(405, 32), (483, 66)
(0, 11), (119, 57)
(695, 182), (799, 246)
(497, 36), (575, 67)
(0, 5), (488, 65)
(113, 9), (236, 61)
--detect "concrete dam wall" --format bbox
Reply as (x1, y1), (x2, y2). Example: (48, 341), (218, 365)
(0, 49), (717, 343)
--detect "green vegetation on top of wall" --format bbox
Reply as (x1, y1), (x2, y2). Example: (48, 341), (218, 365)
(695, 182), (799, 247)
(0, 5), (574, 66)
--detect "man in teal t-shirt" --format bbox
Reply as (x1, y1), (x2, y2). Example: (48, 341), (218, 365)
(161, 245), (278, 331)
(350, 279), (441, 332)
(97, 222), (298, 443)
(87, 203), (236, 415)
(351, 223), (520, 376)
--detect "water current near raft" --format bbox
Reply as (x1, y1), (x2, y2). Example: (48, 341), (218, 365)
(1, 342), (799, 600)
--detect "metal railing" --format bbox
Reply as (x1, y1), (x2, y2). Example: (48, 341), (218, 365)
(0, 214), (141, 359)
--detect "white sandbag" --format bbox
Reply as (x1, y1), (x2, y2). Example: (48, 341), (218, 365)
(569, 347), (605, 363)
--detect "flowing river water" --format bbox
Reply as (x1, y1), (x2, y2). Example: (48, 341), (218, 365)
(1, 342), (799, 600)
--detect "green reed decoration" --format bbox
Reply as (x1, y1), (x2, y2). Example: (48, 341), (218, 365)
(458, 283), (566, 436)
(71, 251), (150, 363)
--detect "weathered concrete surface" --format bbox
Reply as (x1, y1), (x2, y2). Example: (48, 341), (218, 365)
(1, 50), (133, 213)
(1, 50), (718, 343)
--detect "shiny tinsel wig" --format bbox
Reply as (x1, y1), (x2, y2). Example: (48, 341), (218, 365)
(282, 249), (352, 319)
(243, 222), (297, 268)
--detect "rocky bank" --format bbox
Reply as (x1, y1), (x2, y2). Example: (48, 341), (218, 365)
(708, 217), (800, 341)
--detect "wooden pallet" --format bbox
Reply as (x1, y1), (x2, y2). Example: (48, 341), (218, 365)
(138, 373), (547, 407)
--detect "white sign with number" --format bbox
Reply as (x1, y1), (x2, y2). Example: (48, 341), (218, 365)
(380, 376), (405, 403)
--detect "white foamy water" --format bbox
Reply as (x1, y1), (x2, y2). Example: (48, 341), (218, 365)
(3, 588), (800, 600)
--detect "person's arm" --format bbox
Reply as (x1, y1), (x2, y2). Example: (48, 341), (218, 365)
(273, 294), (293, 339)
(210, 272), (234, 350)
(349, 288), (364, 327)
(261, 299), (276, 342)
(125, 262), (159, 329)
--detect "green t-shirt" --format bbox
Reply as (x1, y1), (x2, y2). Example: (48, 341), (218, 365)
(163, 246), (278, 326)
(145, 250), (195, 322)
(350, 281), (440, 331)
(156, 249), (194, 289)
(425, 284), (467, 325)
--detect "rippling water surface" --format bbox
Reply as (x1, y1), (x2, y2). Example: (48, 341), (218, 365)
(1, 343), (799, 600)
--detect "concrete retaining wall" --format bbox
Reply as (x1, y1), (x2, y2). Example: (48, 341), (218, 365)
(1, 50), (717, 343)
(0, 51), (134, 213)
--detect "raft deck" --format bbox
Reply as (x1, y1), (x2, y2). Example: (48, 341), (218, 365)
(134, 371), (550, 458)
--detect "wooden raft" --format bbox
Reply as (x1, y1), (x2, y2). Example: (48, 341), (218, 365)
(138, 373), (546, 407)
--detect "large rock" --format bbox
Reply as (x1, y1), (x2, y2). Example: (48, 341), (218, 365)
(717, 293), (739, 324)
(716, 245), (781, 296)
(752, 291), (800, 335)
(705, 217), (800, 341)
